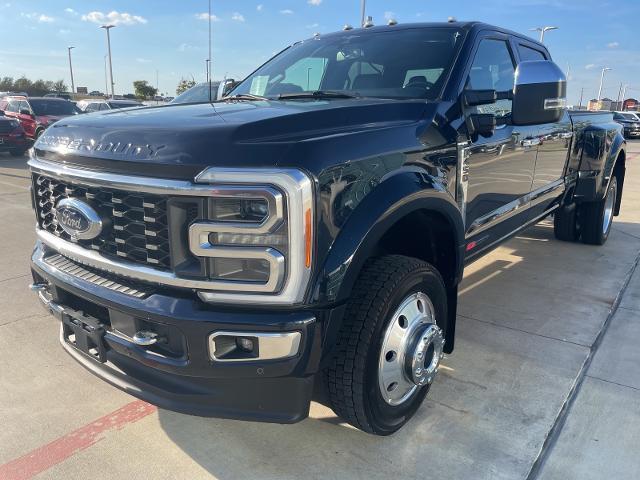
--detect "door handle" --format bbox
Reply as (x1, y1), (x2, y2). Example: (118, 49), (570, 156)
(521, 138), (541, 148)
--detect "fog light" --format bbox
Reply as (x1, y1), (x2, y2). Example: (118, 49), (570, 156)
(236, 337), (255, 352)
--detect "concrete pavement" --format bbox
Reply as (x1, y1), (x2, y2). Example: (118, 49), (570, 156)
(0, 141), (639, 479)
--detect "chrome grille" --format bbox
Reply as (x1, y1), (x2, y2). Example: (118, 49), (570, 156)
(33, 174), (171, 270)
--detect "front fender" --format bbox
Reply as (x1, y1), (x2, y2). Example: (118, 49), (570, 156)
(312, 169), (465, 306)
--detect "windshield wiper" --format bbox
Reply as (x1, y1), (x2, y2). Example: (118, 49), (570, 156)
(222, 93), (268, 101)
(278, 90), (360, 100)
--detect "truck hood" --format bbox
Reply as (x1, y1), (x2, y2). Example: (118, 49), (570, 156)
(34, 99), (429, 179)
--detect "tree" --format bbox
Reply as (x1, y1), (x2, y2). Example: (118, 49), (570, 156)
(133, 80), (158, 99)
(176, 78), (196, 95)
(0, 77), (14, 91)
(13, 77), (33, 93)
(52, 80), (68, 92)
(0, 76), (67, 96)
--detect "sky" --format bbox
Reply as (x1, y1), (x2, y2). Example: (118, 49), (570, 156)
(1, 0), (639, 104)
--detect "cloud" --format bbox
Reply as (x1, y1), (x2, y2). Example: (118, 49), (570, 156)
(136, 58), (152, 63)
(306, 23), (319, 28)
(607, 41), (619, 48)
(585, 64), (596, 70)
(257, 4), (263, 11)
(308, 0), (322, 5)
(178, 43), (196, 52)
(280, 9), (294, 14)
(82, 10), (147, 25)
(195, 12), (220, 21)
(231, 12), (245, 22)
(58, 28), (70, 35)
(21, 12), (55, 23)
(64, 8), (77, 15)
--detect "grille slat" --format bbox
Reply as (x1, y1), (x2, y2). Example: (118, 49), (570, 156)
(33, 174), (172, 270)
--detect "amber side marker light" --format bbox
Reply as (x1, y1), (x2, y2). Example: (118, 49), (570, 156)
(304, 208), (312, 268)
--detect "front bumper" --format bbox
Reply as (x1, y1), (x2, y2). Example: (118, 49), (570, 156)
(31, 241), (329, 424)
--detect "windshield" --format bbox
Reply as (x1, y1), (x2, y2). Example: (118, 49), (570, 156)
(30, 99), (80, 116)
(171, 82), (220, 104)
(231, 27), (464, 101)
(618, 112), (639, 121)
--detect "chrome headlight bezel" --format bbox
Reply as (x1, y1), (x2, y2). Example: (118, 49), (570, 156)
(191, 167), (314, 305)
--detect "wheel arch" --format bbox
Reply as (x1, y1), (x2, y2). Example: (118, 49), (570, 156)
(315, 171), (465, 354)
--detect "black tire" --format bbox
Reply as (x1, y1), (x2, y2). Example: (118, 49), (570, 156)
(323, 255), (447, 435)
(580, 176), (618, 245)
(35, 129), (44, 139)
(553, 202), (578, 242)
(9, 149), (27, 157)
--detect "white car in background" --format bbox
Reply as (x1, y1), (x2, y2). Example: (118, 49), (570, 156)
(76, 99), (142, 113)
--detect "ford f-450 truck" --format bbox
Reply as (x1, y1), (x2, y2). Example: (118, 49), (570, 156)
(29, 22), (625, 435)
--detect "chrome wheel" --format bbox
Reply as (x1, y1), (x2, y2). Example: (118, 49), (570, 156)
(378, 292), (444, 406)
(602, 178), (617, 236)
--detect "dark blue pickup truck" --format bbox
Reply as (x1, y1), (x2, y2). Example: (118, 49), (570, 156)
(28, 21), (625, 435)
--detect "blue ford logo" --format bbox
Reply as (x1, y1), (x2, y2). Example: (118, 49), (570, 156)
(56, 198), (103, 241)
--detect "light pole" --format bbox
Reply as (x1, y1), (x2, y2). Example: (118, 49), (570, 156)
(67, 46), (75, 95)
(208, 0), (212, 82)
(103, 55), (108, 96)
(360, 0), (366, 27)
(101, 24), (116, 99)
(205, 59), (210, 82)
(531, 26), (558, 43)
(597, 67), (611, 101)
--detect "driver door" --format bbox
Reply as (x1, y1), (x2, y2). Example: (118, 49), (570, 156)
(462, 35), (538, 254)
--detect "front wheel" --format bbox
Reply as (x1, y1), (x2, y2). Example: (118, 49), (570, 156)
(580, 176), (618, 245)
(323, 255), (447, 435)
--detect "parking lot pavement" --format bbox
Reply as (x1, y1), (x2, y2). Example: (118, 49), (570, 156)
(0, 142), (639, 480)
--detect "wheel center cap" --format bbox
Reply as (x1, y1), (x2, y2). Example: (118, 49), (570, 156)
(406, 324), (445, 386)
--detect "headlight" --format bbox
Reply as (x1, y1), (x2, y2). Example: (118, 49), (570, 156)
(189, 167), (314, 305)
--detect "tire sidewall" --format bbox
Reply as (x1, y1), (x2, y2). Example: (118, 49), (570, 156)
(363, 266), (447, 435)
(601, 176), (617, 243)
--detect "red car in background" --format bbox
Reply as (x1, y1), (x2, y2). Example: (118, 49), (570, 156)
(0, 111), (30, 156)
(0, 96), (80, 140)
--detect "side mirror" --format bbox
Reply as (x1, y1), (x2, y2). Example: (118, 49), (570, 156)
(463, 89), (497, 107)
(469, 114), (497, 137)
(218, 79), (236, 99)
(19, 108), (33, 116)
(512, 60), (566, 126)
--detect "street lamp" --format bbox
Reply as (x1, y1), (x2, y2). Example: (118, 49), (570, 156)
(597, 67), (612, 101)
(100, 24), (116, 99)
(360, 0), (366, 27)
(67, 46), (75, 96)
(103, 55), (109, 96)
(531, 26), (558, 43)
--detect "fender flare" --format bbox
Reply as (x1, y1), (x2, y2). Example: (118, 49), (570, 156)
(314, 170), (465, 354)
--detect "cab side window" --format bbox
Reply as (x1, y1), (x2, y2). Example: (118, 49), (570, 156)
(466, 39), (515, 118)
(6, 100), (19, 113)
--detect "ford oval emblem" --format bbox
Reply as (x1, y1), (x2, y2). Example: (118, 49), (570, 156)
(55, 198), (103, 241)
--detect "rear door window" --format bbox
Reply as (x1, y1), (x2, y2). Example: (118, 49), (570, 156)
(518, 45), (547, 62)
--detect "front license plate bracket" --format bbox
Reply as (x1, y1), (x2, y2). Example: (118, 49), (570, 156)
(61, 308), (108, 363)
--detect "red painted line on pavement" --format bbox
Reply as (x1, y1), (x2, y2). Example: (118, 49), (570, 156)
(0, 400), (157, 480)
